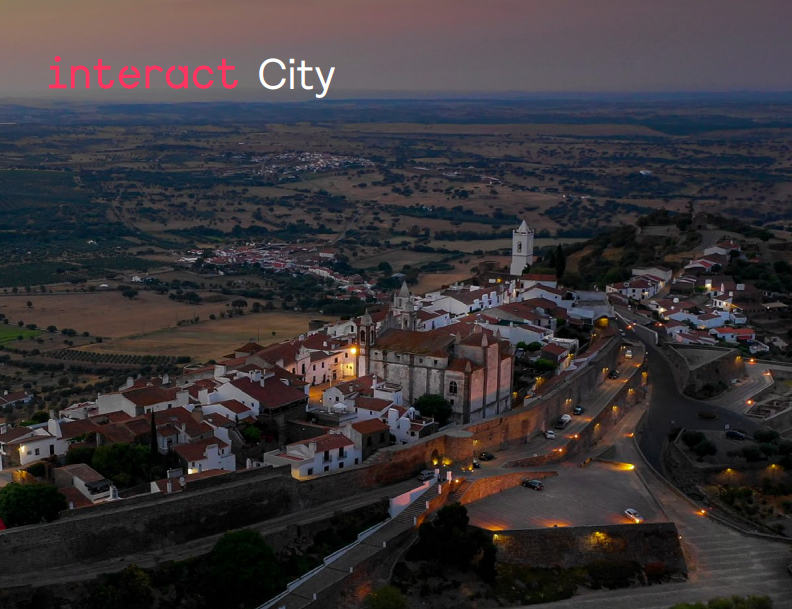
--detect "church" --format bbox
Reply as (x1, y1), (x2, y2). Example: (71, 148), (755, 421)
(357, 283), (514, 425)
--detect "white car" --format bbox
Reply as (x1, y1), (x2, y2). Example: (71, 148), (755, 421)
(624, 349), (633, 359)
(624, 508), (644, 524)
(544, 430), (556, 439)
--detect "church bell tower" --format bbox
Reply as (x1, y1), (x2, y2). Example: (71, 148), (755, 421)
(510, 220), (534, 276)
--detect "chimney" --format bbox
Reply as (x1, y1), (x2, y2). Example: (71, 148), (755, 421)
(251, 369), (262, 382)
(191, 406), (204, 423)
(198, 388), (210, 404)
(167, 480), (172, 493)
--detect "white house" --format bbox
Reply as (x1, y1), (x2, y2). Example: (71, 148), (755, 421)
(605, 277), (660, 300)
(263, 430), (362, 479)
(632, 266), (673, 284)
(385, 405), (436, 445)
(174, 436), (236, 474)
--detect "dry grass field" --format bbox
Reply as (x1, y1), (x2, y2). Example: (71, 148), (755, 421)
(0, 292), (211, 338)
(75, 311), (327, 361)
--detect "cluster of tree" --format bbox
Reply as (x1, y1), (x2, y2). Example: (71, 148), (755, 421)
(414, 394), (453, 427)
(0, 483), (66, 527)
(680, 430), (718, 459)
(407, 503), (496, 584)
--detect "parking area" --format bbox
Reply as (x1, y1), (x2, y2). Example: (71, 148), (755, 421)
(466, 461), (663, 530)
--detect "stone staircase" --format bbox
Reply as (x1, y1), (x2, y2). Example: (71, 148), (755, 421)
(446, 479), (472, 504)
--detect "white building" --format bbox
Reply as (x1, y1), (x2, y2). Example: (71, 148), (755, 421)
(174, 436), (236, 474)
(263, 430), (362, 479)
(510, 220), (535, 276)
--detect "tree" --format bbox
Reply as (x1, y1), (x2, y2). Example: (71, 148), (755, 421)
(26, 301), (32, 309)
(243, 426), (262, 444)
(65, 445), (95, 465)
(681, 430), (706, 449)
(378, 261), (393, 277)
(231, 299), (248, 310)
(414, 394), (452, 426)
(692, 440), (717, 458)
(122, 289), (138, 300)
(526, 341), (542, 352)
(149, 412), (158, 458)
(753, 429), (779, 444)
(208, 530), (285, 608)
(92, 443), (153, 487)
(0, 483), (67, 527)
(554, 244), (566, 278)
(367, 586), (408, 609)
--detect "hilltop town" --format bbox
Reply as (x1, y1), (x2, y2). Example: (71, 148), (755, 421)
(1, 209), (791, 609)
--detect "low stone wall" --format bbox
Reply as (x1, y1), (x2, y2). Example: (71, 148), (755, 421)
(666, 345), (745, 398)
(491, 522), (686, 574)
(459, 471), (558, 506)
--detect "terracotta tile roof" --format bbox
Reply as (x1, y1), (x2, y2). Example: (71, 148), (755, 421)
(374, 328), (454, 357)
(217, 399), (250, 415)
(354, 396), (392, 412)
(174, 437), (229, 462)
(59, 463), (106, 484)
(331, 376), (376, 396)
(59, 486), (93, 509)
(6, 432), (53, 446)
(0, 427), (35, 444)
(229, 377), (307, 410)
(121, 386), (180, 408)
(446, 357), (482, 372)
(308, 433), (354, 452)
(59, 419), (100, 441)
(252, 341), (303, 367)
(351, 418), (389, 434)
(204, 413), (233, 428)
(89, 411), (131, 424)
(541, 343), (569, 357)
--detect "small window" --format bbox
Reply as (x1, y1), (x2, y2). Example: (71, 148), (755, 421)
(339, 462), (344, 469)
(449, 380), (458, 395)
(324, 465), (330, 472)
(35, 448), (40, 456)
(307, 468), (313, 476)
(354, 458), (359, 465)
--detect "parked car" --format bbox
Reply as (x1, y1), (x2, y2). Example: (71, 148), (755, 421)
(624, 508), (644, 524)
(573, 406), (585, 415)
(619, 329), (626, 336)
(625, 350), (633, 359)
(417, 470), (435, 481)
(554, 414), (572, 430)
(608, 370), (620, 379)
(522, 479), (544, 491)
(472, 459), (481, 469)
(544, 430), (556, 439)
(725, 430), (747, 441)
(478, 452), (495, 461)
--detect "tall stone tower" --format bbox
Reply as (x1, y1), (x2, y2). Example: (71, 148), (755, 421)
(393, 282), (417, 331)
(510, 220), (534, 276)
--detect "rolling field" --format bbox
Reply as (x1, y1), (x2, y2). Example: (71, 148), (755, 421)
(74, 311), (330, 361)
(0, 292), (217, 338)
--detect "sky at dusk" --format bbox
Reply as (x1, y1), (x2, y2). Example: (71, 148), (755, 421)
(2, 0), (791, 100)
